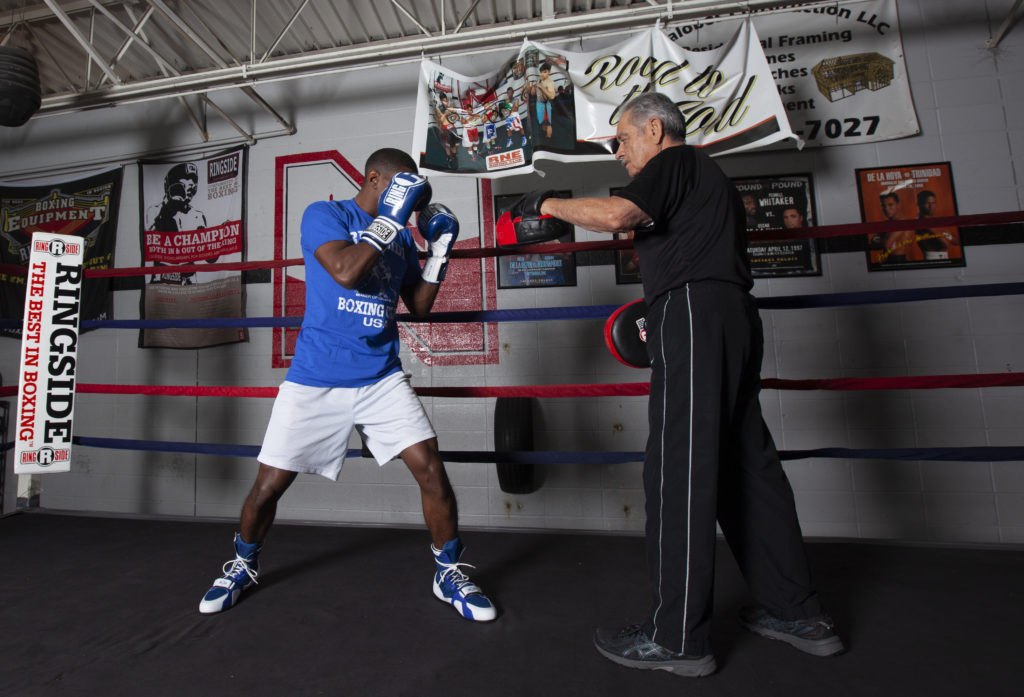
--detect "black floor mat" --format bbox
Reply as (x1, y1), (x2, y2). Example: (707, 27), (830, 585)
(1, 511), (1021, 697)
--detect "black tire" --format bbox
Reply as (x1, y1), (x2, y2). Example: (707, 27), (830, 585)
(494, 396), (543, 494)
(0, 47), (39, 73)
(0, 46), (41, 127)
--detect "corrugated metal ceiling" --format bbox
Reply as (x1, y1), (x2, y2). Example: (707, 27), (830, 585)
(0, 0), (840, 132)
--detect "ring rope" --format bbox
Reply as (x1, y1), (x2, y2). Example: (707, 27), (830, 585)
(2, 211), (1020, 465)
(0, 209), (1022, 279)
(0, 282), (1021, 333)
(2, 372), (1021, 401)
(1, 437), (1015, 464)
(744, 209), (1024, 242)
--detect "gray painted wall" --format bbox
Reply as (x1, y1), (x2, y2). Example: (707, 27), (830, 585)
(1, 0), (1021, 543)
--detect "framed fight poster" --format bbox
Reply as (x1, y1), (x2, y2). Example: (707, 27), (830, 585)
(733, 174), (821, 277)
(495, 191), (577, 288)
(856, 162), (965, 271)
(614, 231), (641, 284)
(609, 187), (641, 284)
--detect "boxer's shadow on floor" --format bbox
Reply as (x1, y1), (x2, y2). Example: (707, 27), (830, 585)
(467, 531), (647, 602)
(252, 533), (390, 593)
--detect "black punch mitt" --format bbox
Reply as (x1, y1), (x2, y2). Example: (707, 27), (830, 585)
(496, 190), (573, 247)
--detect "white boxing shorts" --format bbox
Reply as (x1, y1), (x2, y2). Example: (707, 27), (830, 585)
(257, 371), (436, 480)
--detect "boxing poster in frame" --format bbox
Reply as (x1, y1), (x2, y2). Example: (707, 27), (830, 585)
(733, 174), (822, 277)
(138, 146), (249, 348)
(495, 192), (577, 288)
(856, 161), (965, 271)
(609, 187), (641, 285)
(613, 231), (642, 285)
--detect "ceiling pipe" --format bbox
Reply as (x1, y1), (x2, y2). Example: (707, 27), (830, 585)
(34, 0), (846, 117)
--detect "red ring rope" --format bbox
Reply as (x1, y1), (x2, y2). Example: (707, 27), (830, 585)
(1, 210), (1021, 278)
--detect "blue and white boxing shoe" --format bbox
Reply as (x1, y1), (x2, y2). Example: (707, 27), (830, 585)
(432, 537), (497, 622)
(199, 533), (261, 614)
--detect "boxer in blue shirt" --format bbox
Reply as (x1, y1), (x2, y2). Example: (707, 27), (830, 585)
(200, 148), (495, 623)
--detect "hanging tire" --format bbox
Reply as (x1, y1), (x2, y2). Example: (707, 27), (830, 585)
(0, 46), (41, 127)
(494, 396), (543, 494)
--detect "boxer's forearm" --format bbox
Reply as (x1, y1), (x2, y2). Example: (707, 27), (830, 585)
(315, 240), (380, 290)
(540, 196), (650, 235)
(402, 279), (441, 317)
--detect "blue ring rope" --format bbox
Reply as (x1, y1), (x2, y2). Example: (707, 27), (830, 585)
(45, 436), (1022, 462)
(2, 281), (1019, 464)
(1, 282), (1022, 331)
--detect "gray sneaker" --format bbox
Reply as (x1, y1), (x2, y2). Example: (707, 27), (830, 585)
(593, 624), (717, 677)
(739, 606), (845, 656)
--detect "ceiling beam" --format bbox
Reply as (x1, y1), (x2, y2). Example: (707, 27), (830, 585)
(453, 0), (484, 34)
(91, 3), (173, 86)
(24, 21), (78, 90)
(41, 0), (123, 84)
(0, 0), (124, 26)
(35, 0), (847, 117)
(985, 0), (1023, 48)
(260, 0), (314, 63)
(145, 0), (229, 69)
(200, 93), (255, 145)
(389, 0), (432, 37)
(241, 86), (296, 135)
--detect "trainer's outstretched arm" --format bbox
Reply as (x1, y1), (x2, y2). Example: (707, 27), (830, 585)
(541, 196), (650, 235)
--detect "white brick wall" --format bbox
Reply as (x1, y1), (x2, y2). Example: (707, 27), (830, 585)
(1, 0), (1021, 544)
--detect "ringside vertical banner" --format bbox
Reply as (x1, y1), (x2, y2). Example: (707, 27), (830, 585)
(15, 233), (85, 475)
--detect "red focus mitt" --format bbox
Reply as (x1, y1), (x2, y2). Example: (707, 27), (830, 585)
(495, 190), (572, 247)
(604, 299), (650, 368)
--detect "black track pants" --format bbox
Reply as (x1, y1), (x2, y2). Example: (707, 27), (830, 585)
(641, 281), (822, 656)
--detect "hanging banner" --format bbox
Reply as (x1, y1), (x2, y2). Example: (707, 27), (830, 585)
(666, 0), (918, 147)
(14, 233), (85, 475)
(138, 146), (248, 348)
(0, 168), (121, 339)
(414, 20), (797, 177)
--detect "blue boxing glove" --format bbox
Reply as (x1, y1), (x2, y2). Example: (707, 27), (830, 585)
(418, 203), (459, 284)
(361, 172), (432, 252)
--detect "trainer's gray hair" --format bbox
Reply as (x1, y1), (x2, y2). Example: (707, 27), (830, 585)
(621, 92), (687, 142)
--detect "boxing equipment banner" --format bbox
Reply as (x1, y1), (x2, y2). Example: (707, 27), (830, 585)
(0, 168), (121, 340)
(139, 146), (248, 348)
(667, 0), (918, 148)
(414, 20), (796, 177)
(14, 233), (84, 475)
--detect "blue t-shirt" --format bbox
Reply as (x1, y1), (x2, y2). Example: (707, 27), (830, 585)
(286, 199), (422, 387)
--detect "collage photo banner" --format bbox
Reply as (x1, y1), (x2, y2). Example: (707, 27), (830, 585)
(138, 145), (248, 348)
(0, 168), (122, 339)
(414, 20), (797, 177)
